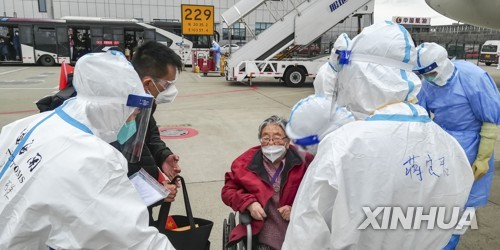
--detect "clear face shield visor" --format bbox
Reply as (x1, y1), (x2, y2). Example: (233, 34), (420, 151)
(330, 49), (351, 103)
(118, 94), (154, 163)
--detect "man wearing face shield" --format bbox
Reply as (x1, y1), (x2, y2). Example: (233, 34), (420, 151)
(0, 52), (175, 249)
(282, 22), (474, 250)
(222, 115), (313, 249)
(313, 33), (351, 97)
(415, 42), (500, 249)
(285, 95), (354, 155)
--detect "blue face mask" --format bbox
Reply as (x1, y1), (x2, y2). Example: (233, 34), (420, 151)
(117, 120), (137, 144)
(424, 76), (436, 83)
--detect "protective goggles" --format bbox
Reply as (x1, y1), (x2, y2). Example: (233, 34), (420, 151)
(153, 69), (179, 90)
(119, 94), (154, 163)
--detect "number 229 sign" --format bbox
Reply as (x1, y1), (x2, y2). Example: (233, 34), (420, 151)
(181, 4), (214, 35)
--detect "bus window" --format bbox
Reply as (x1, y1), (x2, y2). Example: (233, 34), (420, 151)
(185, 35), (210, 49)
(56, 26), (70, 58)
(112, 28), (124, 49)
(144, 29), (155, 42)
(17, 26), (33, 62)
(34, 27), (57, 55)
(156, 33), (173, 47)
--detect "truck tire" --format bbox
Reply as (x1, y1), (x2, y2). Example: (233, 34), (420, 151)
(486, 62), (492, 66)
(284, 67), (306, 87)
(39, 55), (55, 66)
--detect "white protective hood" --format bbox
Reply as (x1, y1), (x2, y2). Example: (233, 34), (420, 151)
(329, 33), (351, 70)
(313, 63), (337, 97)
(313, 33), (351, 97)
(336, 22), (422, 120)
(414, 42), (455, 86)
(286, 95), (354, 146)
(62, 51), (146, 143)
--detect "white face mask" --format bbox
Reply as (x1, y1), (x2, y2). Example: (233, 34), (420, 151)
(155, 85), (178, 104)
(262, 145), (287, 163)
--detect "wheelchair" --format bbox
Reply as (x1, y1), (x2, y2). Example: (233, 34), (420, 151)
(222, 211), (252, 250)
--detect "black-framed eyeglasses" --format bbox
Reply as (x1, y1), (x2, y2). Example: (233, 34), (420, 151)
(260, 136), (288, 145)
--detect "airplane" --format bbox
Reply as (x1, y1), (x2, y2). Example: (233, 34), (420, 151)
(426, 0), (500, 30)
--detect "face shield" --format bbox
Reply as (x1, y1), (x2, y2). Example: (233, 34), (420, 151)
(117, 94), (154, 163)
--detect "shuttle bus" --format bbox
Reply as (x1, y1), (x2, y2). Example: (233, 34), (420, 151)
(0, 16), (193, 66)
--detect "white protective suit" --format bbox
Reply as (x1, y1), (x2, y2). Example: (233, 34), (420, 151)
(282, 22), (474, 250)
(313, 33), (350, 97)
(0, 52), (175, 250)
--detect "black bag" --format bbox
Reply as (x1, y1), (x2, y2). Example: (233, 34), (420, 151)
(156, 176), (213, 250)
(35, 74), (76, 113)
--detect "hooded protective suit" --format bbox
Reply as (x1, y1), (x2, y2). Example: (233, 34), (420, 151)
(416, 43), (500, 208)
(0, 52), (175, 250)
(313, 33), (350, 97)
(282, 22), (474, 250)
(210, 41), (221, 71)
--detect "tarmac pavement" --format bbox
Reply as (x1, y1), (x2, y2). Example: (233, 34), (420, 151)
(0, 62), (499, 249)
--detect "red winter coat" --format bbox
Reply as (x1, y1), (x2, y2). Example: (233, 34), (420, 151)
(221, 145), (313, 246)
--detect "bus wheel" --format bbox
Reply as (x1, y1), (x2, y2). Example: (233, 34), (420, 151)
(485, 62), (492, 66)
(39, 55), (55, 66)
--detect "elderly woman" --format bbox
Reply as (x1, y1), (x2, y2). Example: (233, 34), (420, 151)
(221, 115), (314, 250)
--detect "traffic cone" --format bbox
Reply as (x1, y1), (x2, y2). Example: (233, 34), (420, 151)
(59, 62), (74, 90)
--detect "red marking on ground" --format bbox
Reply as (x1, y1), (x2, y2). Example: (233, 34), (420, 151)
(177, 87), (257, 98)
(159, 127), (199, 139)
(0, 109), (38, 115)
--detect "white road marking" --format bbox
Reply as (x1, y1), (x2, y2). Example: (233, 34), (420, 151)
(0, 67), (31, 75)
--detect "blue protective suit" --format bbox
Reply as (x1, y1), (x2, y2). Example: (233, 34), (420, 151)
(418, 60), (500, 208)
(210, 43), (221, 71)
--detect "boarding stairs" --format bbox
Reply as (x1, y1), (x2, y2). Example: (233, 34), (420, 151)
(223, 0), (374, 82)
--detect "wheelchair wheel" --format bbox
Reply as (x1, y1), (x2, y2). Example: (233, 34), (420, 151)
(223, 212), (237, 250)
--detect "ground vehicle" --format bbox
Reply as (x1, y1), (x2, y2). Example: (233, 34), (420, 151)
(465, 49), (479, 59)
(479, 40), (500, 66)
(222, 0), (374, 87)
(296, 43), (321, 56)
(221, 44), (240, 55)
(0, 17), (193, 66)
